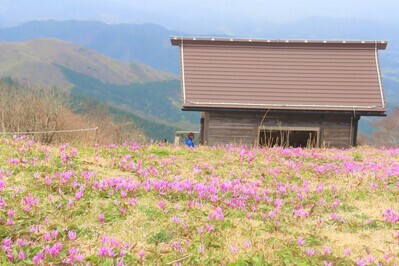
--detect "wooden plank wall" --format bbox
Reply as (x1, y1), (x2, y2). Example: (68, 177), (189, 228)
(203, 111), (356, 148)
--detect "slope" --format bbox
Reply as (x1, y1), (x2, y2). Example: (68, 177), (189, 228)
(61, 66), (198, 129)
(0, 38), (176, 88)
(0, 20), (181, 73)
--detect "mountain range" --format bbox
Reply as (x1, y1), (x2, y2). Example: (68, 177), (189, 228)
(0, 20), (181, 74)
(0, 38), (175, 88)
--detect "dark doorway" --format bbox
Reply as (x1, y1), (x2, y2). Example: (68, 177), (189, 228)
(289, 130), (317, 148)
(258, 127), (319, 148)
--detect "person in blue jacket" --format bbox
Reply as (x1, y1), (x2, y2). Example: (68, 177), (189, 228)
(185, 132), (195, 147)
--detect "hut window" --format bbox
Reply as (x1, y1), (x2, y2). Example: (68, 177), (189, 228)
(258, 126), (320, 148)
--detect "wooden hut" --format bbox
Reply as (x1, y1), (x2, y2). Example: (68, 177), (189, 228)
(171, 37), (387, 148)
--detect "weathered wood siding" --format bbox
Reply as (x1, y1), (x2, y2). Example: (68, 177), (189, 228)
(203, 111), (357, 148)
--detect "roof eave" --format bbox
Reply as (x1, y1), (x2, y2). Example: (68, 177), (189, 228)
(170, 36), (388, 49)
(182, 106), (386, 116)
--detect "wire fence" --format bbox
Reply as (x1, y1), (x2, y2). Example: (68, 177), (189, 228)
(0, 127), (98, 135)
(0, 127), (99, 143)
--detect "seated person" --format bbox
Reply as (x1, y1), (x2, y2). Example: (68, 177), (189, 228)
(185, 132), (195, 147)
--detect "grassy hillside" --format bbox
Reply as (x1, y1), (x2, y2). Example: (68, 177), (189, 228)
(0, 38), (176, 88)
(62, 66), (199, 129)
(70, 95), (182, 142)
(0, 137), (399, 264)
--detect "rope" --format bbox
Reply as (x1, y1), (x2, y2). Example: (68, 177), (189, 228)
(0, 127), (98, 135)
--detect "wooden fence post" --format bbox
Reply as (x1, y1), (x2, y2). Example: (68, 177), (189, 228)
(95, 127), (99, 144)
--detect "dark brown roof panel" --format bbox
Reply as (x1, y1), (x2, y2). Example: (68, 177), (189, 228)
(171, 37), (387, 112)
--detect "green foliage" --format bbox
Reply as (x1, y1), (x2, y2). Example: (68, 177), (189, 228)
(228, 254), (272, 266)
(148, 230), (173, 244)
(70, 94), (181, 142)
(0, 76), (14, 85)
(61, 66), (198, 125)
(138, 205), (164, 219)
(62, 65), (200, 141)
(352, 152), (363, 162)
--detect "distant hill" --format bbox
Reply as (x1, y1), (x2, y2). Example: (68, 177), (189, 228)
(0, 20), (181, 73)
(70, 94), (182, 142)
(0, 38), (176, 88)
(61, 66), (197, 127)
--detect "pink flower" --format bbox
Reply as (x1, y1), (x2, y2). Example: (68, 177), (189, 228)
(297, 237), (306, 246)
(0, 197), (6, 208)
(344, 248), (351, 256)
(197, 227), (204, 234)
(98, 213), (105, 222)
(306, 248), (316, 257)
(75, 190), (84, 200)
(6, 252), (14, 262)
(356, 257), (367, 266)
(205, 223), (214, 231)
(173, 241), (180, 250)
(330, 213), (340, 221)
(32, 252), (44, 265)
(51, 230), (59, 239)
(116, 259), (125, 266)
(209, 207), (224, 220)
(68, 230), (76, 240)
(17, 239), (26, 247)
(323, 247), (331, 255)
(331, 199), (341, 208)
(138, 249), (145, 258)
(98, 246), (110, 257)
(47, 243), (63, 257)
(75, 253), (85, 261)
(3, 238), (13, 250)
(7, 209), (14, 217)
(274, 198), (283, 208)
(18, 251), (26, 260)
(383, 208), (399, 224)
(44, 232), (51, 241)
(120, 249), (127, 257)
(230, 246), (238, 253)
(199, 244), (204, 254)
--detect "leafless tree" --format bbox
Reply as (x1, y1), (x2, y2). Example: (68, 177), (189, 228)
(1, 78), (145, 144)
(371, 107), (399, 147)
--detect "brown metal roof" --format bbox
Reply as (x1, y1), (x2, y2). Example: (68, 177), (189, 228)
(171, 37), (387, 113)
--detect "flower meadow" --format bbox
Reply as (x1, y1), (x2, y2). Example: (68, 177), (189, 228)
(1, 136), (399, 265)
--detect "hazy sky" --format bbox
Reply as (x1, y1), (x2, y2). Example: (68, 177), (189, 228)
(0, 0), (398, 31)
